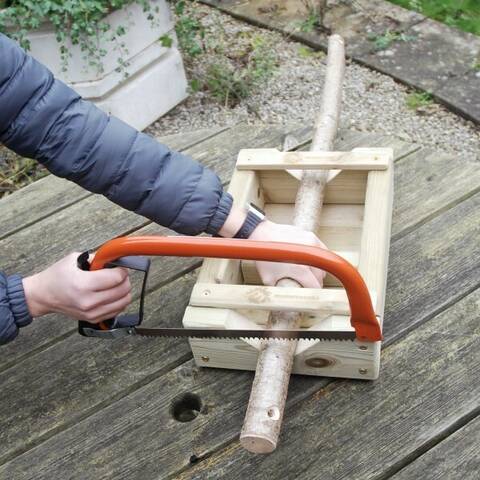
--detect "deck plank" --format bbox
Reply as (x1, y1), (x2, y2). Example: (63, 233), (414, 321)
(390, 416), (480, 480)
(1, 285), (477, 479)
(0, 127), (224, 241)
(385, 191), (480, 342)
(392, 148), (480, 239)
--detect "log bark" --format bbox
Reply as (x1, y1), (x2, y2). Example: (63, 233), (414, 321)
(240, 34), (346, 454)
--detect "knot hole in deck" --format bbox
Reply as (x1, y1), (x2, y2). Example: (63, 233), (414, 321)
(171, 393), (203, 423)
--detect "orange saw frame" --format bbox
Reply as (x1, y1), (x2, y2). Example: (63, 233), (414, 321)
(88, 236), (382, 342)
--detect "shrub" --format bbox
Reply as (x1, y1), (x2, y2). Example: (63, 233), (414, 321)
(0, 0), (159, 73)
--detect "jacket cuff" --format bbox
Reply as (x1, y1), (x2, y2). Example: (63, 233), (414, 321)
(205, 192), (233, 235)
(7, 274), (33, 328)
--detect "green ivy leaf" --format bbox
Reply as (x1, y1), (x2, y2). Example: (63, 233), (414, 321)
(159, 34), (173, 48)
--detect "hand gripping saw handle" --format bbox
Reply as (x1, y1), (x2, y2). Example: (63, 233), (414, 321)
(77, 236), (382, 342)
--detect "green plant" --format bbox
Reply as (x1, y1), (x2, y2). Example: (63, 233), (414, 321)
(298, 0), (328, 33)
(159, 33), (173, 47)
(202, 35), (277, 107)
(406, 91), (434, 110)
(368, 29), (416, 50)
(168, 2), (278, 106)
(171, 0), (205, 58)
(298, 45), (325, 58)
(0, 146), (47, 198)
(387, 1), (480, 36)
(0, 0), (160, 74)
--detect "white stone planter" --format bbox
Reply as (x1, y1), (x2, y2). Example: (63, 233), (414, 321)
(23, 0), (187, 130)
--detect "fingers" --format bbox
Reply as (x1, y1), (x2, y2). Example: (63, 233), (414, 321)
(289, 266), (322, 288)
(86, 267), (129, 291)
(311, 267), (326, 287)
(81, 292), (132, 323)
(90, 293), (133, 323)
(82, 276), (131, 310)
(257, 261), (323, 289)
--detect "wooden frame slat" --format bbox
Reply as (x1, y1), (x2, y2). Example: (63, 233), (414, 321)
(190, 283), (371, 315)
(237, 148), (391, 170)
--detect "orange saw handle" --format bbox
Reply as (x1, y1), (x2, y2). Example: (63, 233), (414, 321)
(84, 236), (381, 342)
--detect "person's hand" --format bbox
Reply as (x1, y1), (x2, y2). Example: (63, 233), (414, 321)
(22, 252), (132, 323)
(249, 220), (327, 288)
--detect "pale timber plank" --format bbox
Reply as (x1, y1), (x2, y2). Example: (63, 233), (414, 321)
(236, 148), (391, 170)
(357, 150), (394, 318)
(190, 283), (351, 314)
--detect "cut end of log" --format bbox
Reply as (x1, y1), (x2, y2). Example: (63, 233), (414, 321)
(240, 433), (277, 454)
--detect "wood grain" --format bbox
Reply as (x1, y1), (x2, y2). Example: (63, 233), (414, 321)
(173, 288), (480, 480)
(236, 148), (391, 170)
(0, 272), (197, 463)
(392, 147), (480, 239)
(390, 416), (480, 480)
(3, 280), (477, 479)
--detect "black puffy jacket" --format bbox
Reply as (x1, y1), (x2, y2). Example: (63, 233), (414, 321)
(0, 33), (232, 344)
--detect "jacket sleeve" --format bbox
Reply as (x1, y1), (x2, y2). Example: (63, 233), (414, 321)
(0, 272), (32, 345)
(0, 33), (232, 236)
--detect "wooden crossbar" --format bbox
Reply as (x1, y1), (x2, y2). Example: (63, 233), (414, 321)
(190, 283), (370, 315)
(236, 148), (391, 170)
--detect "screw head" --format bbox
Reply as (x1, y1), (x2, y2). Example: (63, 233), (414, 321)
(358, 368), (368, 375)
(201, 356), (210, 363)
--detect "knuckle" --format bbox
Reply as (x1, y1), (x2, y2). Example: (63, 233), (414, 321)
(84, 311), (97, 322)
(79, 298), (94, 312)
(123, 281), (132, 295)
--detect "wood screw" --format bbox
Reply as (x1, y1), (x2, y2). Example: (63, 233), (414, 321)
(201, 356), (210, 363)
(358, 368), (368, 374)
(359, 345), (368, 351)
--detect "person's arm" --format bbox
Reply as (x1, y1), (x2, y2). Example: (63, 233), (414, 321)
(0, 272), (31, 344)
(0, 34), (325, 345)
(0, 33), (231, 236)
(0, 254), (132, 345)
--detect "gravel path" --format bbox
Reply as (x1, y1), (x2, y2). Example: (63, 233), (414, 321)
(147, 5), (479, 160)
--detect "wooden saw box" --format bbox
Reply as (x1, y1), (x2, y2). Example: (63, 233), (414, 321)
(182, 147), (394, 380)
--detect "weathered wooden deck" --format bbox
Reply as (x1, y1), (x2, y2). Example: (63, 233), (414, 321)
(0, 124), (478, 479)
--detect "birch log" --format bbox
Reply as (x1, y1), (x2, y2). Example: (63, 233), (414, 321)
(239, 35), (346, 454)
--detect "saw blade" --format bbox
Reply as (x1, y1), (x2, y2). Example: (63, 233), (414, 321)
(131, 327), (357, 341)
